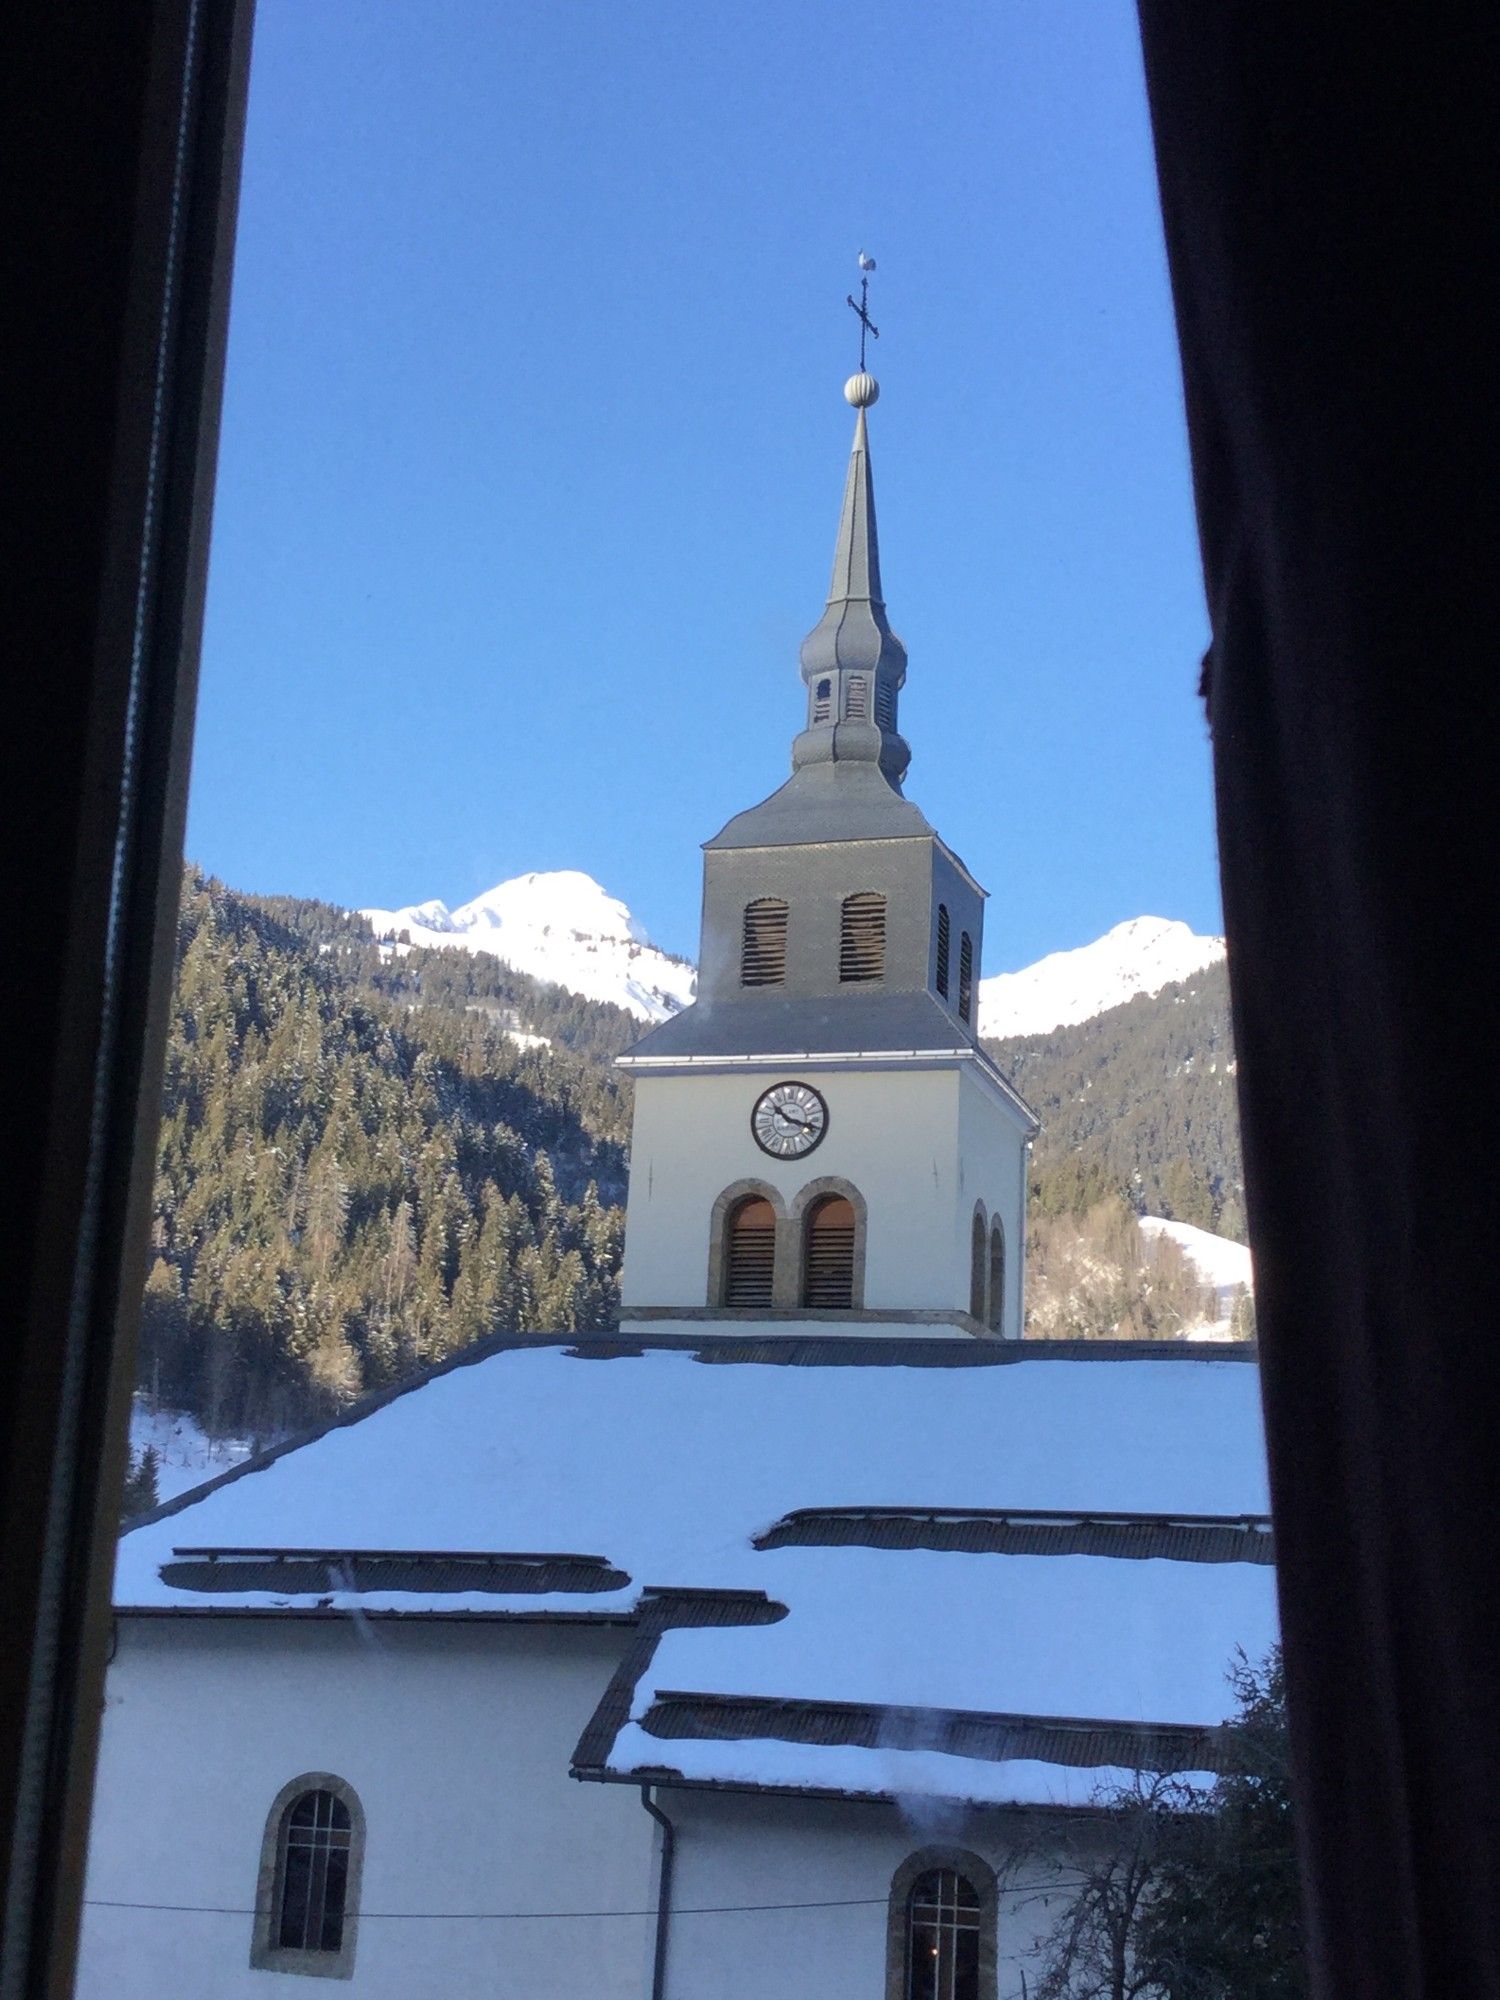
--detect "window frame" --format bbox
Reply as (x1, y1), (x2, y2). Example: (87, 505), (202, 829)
(987, 1219), (1005, 1335)
(251, 1773), (366, 1981)
(790, 1176), (868, 1311)
(885, 1847), (998, 2000)
(969, 1204), (989, 1324)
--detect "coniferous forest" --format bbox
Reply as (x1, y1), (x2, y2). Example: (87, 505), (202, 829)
(135, 869), (1246, 1451)
(140, 869), (636, 1445)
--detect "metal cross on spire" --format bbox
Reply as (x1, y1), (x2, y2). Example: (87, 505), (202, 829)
(846, 251), (879, 371)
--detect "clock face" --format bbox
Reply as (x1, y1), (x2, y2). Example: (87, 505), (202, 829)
(751, 1081), (829, 1160)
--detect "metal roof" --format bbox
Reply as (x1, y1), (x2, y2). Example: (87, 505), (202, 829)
(632, 1691), (1233, 1778)
(755, 1506), (1275, 1565)
(158, 1548), (631, 1597)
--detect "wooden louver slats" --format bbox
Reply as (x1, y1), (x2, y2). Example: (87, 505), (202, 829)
(958, 931), (974, 1021)
(839, 892), (886, 983)
(741, 898), (789, 986)
(935, 903), (951, 998)
(803, 1196), (856, 1309)
(725, 1198), (776, 1307)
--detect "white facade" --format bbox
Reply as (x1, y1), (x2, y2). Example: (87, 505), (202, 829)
(618, 1056), (1030, 1337)
(653, 1790), (1082, 2000)
(80, 1617), (1092, 2000)
(80, 1619), (654, 1999)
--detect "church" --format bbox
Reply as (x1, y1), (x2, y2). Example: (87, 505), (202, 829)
(78, 362), (1275, 2000)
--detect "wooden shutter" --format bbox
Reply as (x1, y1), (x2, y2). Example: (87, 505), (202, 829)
(802, 1195), (857, 1308)
(839, 892), (886, 983)
(935, 903), (951, 998)
(724, 1197), (776, 1307)
(958, 931), (974, 1021)
(740, 898), (788, 986)
(988, 1221), (1005, 1333)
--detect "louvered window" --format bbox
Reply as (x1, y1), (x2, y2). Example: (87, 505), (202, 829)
(812, 677), (833, 723)
(905, 1868), (982, 2000)
(724, 1196), (776, 1307)
(875, 679), (896, 729)
(740, 898), (788, 986)
(970, 1211), (987, 1322)
(839, 892), (886, 983)
(802, 1195), (856, 1309)
(988, 1220), (1005, 1334)
(846, 676), (869, 720)
(958, 931), (974, 1021)
(935, 903), (951, 998)
(276, 1790), (352, 1954)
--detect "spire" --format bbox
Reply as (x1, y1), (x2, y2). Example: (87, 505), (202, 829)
(794, 372), (911, 788)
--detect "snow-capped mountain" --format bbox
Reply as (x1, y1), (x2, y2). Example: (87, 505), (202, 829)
(361, 871), (696, 1023)
(978, 916), (1225, 1041)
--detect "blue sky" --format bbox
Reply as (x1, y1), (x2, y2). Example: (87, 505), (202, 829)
(188, 0), (1218, 971)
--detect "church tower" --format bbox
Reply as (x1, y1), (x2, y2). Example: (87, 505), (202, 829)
(617, 357), (1037, 1339)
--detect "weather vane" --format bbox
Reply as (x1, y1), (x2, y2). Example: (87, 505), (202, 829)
(847, 251), (879, 372)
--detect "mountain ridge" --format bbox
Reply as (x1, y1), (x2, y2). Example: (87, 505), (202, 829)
(361, 869), (1223, 1043)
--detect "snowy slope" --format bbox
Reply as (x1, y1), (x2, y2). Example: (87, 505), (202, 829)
(362, 870), (695, 1023)
(1140, 1216), (1253, 1341)
(979, 916), (1225, 1040)
(128, 1400), (258, 1503)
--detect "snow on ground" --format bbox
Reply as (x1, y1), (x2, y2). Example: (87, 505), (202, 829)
(362, 870), (696, 1023)
(127, 1399), (258, 1503)
(1140, 1216), (1253, 1342)
(979, 917), (1225, 1040)
(1139, 1217), (1252, 1298)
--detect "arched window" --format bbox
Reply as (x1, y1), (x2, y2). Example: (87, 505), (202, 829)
(987, 1220), (1005, 1334)
(970, 1208), (987, 1323)
(724, 1195), (777, 1307)
(935, 903), (951, 999)
(812, 677), (833, 723)
(802, 1194), (857, 1308)
(906, 1869), (982, 2000)
(840, 892), (887, 983)
(846, 676), (869, 719)
(958, 931), (974, 1022)
(886, 1850), (997, 2000)
(251, 1774), (364, 1977)
(740, 897), (788, 986)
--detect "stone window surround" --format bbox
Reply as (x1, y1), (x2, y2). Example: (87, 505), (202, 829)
(250, 1771), (365, 1981)
(885, 1845), (999, 2000)
(706, 1177), (868, 1311)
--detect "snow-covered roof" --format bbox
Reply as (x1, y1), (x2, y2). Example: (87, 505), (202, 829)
(117, 1336), (1277, 1808)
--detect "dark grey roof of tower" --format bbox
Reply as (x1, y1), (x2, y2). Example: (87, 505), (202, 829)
(799, 405), (905, 683)
(706, 387), (924, 851)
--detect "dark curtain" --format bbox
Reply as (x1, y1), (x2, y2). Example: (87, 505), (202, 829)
(1136, 7), (1498, 1995)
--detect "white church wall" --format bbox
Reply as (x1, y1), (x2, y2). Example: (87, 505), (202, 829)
(620, 1066), (969, 1318)
(78, 1617), (655, 1999)
(955, 1066), (1030, 1337)
(654, 1787), (1084, 2000)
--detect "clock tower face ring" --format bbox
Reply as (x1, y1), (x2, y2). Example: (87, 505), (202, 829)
(751, 1081), (829, 1160)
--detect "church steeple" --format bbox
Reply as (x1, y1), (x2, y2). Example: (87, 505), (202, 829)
(792, 373), (912, 790)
